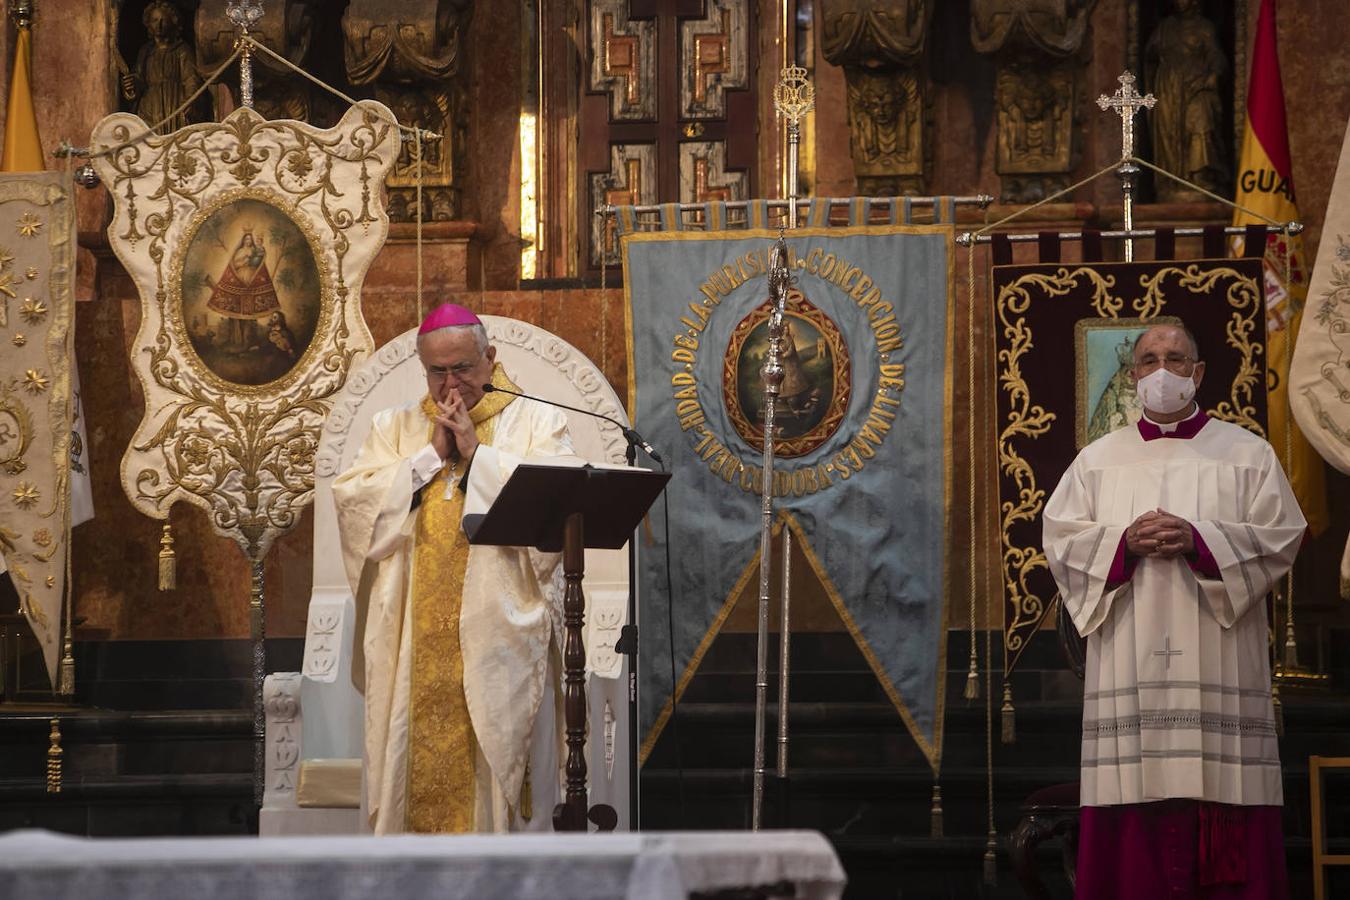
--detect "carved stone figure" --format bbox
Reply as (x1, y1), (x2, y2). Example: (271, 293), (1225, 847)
(343, 0), (473, 222)
(821, 0), (931, 195)
(971, 0), (1097, 202)
(1144, 0), (1228, 201)
(122, 0), (203, 133)
(195, 0), (316, 122)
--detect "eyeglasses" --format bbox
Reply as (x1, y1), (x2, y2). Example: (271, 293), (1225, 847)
(1134, 353), (1197, 375)
(424, 354), (483, 382)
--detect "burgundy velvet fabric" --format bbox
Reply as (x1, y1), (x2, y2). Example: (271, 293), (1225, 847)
(1136, 412), (1212, 442)
(1075, 801), (1288, 899)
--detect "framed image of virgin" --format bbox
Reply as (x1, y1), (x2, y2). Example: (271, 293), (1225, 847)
(1075, 315), (1182, 448)
(176, 193), (327, 389)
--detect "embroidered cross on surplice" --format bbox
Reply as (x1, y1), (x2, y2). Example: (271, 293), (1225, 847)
(1153, 635), (1184, 669)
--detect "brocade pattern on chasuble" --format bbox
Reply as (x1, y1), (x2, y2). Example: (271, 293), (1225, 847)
(0, 172), (75, 686)
(993, 258), (1268, 672)
(406, 400), (501, 834)
(88, 104), (398, 557)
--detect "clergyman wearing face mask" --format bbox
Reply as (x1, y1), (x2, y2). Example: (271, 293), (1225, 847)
(1041, 320), (1305, 900)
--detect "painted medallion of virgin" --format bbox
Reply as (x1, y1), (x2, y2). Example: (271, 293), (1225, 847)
(178, 196), (323, 387)
(723, 289), (851, 458)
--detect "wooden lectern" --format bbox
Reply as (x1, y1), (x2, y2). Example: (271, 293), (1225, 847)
(465, 463), (670, 832)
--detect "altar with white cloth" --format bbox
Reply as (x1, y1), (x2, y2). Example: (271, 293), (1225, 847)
(0, 829), (846, 900)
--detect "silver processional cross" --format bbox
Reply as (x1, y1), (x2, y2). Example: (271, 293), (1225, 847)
(1153, 635), (1183, 669)
(1097, 71), (1156, 262)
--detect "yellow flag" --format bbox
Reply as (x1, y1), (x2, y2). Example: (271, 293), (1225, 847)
(1232, 0), (1328, 535)
(1, 25), (43, 172)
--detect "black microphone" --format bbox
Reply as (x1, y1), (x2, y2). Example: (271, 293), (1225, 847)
(481, 383), (664, 465)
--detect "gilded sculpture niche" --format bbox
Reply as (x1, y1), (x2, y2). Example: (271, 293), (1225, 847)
(820, 0), (931, 196)
(1143, 0), (1229, 200)
(343, 0), (473, 223)
(971, 0), (1097, 203)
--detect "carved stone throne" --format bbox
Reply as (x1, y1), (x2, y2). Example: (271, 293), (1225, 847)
(260, 317), (633, 835)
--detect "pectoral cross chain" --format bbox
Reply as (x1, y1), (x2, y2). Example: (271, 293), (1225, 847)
(1152, 635), (1183, 669)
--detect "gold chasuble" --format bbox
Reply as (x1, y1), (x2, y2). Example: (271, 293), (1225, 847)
(406, 382), (513, 832)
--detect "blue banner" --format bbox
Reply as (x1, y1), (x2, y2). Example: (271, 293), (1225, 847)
(625, 223), (954, 772)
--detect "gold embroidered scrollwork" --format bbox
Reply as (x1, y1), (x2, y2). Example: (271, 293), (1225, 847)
(996, 268), (1117, 659)
(1138, 264), (1265, 436)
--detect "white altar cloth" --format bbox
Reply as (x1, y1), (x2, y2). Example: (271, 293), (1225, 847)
(0, 829), (846, 900)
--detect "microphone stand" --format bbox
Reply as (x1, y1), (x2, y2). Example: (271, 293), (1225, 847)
(481, 383), (661, 831)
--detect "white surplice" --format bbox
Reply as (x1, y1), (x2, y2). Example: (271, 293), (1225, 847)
(332, 396), (575, 833)
(1043, 417), (1305, 807)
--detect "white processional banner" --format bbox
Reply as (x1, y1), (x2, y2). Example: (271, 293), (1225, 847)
(1289, 115), (1350, 598)
(89, 103), (399, 560)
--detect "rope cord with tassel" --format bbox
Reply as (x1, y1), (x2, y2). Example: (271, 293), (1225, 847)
(964, 236), (979, 701)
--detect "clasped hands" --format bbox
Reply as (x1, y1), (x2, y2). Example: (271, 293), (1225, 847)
(431, 387), (479, 463)
(1125, 509), (1195, 559)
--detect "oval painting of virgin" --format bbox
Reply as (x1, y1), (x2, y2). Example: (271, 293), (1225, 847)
(179, 197), (323, 387)
(723, 289), (851, 458)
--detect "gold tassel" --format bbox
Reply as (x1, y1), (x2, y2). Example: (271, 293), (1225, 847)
(1272, 684), (1285, 738)
(520, 765), (533, 822)
(1282, 622), (1299, 670)
(46, 718), (63, 794)
(929, 783), (943, 838)
(157, 522), (176, 591)
(59, 651), (74, 698)
(983, 832), (998, 886)
(1001, 682), (1016, 744)
(964, 665), (979, 700)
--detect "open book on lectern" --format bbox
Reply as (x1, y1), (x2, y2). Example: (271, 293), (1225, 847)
(463, 458), (670, 553)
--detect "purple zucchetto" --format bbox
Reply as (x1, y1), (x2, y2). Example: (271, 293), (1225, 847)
(417, 302), (482, 335)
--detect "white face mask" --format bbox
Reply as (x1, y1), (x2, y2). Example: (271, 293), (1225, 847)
(1136, 367), (1196, 415)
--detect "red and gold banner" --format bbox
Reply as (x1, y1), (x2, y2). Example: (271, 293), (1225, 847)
(1232, 0), (1329, 535)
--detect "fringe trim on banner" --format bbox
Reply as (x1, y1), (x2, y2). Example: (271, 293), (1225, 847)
(964, 666), (979, 700)
(157, 521), (176, 591)
(1001, 683), (1016, 744)
(929, 783), (943, 838)
(983, 831), (998, 886)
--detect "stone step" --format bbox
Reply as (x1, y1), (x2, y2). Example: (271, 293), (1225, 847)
(640, 766), (1079, 836)
(0, 710), (253, 780)
(641, 697), (1350, 773)
(0, 773), (253, 837)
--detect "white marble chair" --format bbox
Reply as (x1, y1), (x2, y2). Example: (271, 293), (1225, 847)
(261, 316), (633, 835)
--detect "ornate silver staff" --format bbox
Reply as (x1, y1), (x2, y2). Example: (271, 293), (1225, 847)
(227, 0), (264, 110)
(752, 66), (813, 831)
(1097, 71), (1155, 262)
(227, 0), (265, 806)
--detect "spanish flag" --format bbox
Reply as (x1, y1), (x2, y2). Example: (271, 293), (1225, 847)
(1, 20), (43, 172)
(1233, 0), (1329, 535)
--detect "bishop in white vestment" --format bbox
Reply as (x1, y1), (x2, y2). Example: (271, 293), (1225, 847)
(1044, 323), (1305, 899)
(333, 304), (572, 834)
